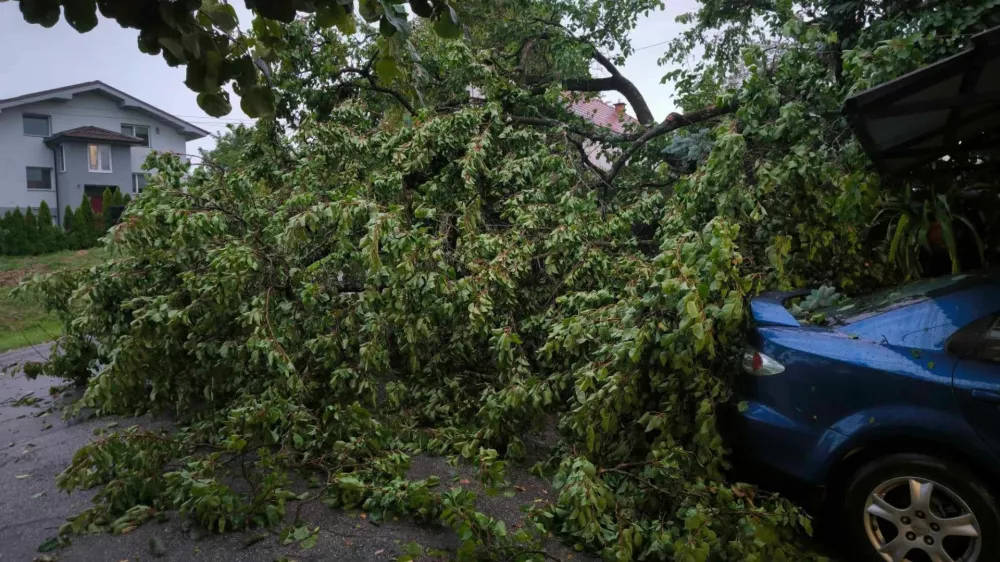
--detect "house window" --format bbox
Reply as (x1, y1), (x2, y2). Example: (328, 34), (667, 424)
(26, 167), (53, 190)
(88, 144), (113, 172)
(23, 114), (50, 136)
(133, 173), (148, 194)
(58, 145), (66, 173)
(121, 124), (150, 147)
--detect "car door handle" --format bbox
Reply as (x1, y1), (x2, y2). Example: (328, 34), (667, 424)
(971, 390), (1000, 404)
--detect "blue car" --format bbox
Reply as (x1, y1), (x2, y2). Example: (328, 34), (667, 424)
(730, 272), (1000, 562)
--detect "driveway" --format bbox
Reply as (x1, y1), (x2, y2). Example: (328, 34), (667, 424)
(0, 345), (594, 562)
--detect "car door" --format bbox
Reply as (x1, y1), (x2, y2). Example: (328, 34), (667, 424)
(952, 314), (1000, 454)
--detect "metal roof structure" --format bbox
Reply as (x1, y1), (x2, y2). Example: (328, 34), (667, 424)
(843, 25), (1000, 175)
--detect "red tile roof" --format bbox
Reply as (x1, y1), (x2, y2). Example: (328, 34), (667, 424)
(47, 126), (146, 144)
(567, 96), (639, 134)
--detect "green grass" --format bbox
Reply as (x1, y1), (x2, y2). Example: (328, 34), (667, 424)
(0, 249), (107, 353)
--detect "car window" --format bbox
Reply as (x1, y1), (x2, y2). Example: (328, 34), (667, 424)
(948, 314), (1000, 362)
(983, 317), (1000, 363)
(816, 274), (988, 326)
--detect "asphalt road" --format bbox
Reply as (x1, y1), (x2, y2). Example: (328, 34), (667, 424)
(0, 344), (596, 562)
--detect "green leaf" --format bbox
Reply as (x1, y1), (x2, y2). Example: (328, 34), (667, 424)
(300, 530), (318, 549)
(316, 2), (351, 33)
(203, 2), (239, 31)
(408, 0), (433, 17)
(37, 537), (65, 553)
(19, 0), (61, 28)
(375, 57), (402, 84)
(198, 91), (233, 117)
(62, 0), (99, 32)
(358, 0), (381, 22)
(888, 213), (910, 264)
(158, 37), (187, 61)
(433, 6), (461, 40)
(240, 85), (275, 118)
(253, 0), (296, 23)
(149, 536), (167, 557)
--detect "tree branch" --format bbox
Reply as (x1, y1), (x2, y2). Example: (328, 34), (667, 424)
(508, 115), (633, 144)
(559, 76), (620, 93)
(605, 104), (735, 184)
(522, 18), (655, 125)
(356, 82), (417, 116)
(565, 133), (610, 184)
(589, 49), (655, 125)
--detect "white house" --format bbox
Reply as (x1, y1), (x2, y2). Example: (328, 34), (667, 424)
(0, 81), (209, 224)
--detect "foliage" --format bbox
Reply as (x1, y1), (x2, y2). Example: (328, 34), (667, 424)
(13, 0), (1000, 561)
(100, 188), (114, 229)
(70, 196), (102, 250)
(788, 286), (843, 325)
(0, 204), (66, 256)
(1, 208), (28, 255)
(197, 124), (255, 172)
(13, 0), (466, 117)
(876, 191), (987, 278)
(63, 205), (74, 234)
(36, 201), (65, 254)
(102, 188), (129, 229)
(23, 207), (39, 254)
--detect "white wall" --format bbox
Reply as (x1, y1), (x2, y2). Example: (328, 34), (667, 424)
(0, 91), (190, 212)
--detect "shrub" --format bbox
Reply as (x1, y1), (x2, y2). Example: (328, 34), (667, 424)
(23, 207), (39, 255)
(63, 205), (74, 233)
(72, 195), (100, 249)
(3, 208), (28, 255)
(100, 187), (114, 231)
(35, 201), (65, 253)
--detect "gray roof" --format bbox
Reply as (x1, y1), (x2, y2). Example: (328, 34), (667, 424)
(843, 26), (1000, 175)
(46, 125), (148, 145)
(0, 81), (211, 141)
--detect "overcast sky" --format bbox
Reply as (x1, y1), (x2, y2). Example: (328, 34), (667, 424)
(0, 1), (698, 155)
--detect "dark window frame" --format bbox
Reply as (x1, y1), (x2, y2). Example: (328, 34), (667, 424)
(26, 166), (53, 191)
(133, 172), (148, 194)
(121, 123), (151, 147)
(22, 113), (51, 137)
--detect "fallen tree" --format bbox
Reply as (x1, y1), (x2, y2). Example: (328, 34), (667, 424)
(16, 1), (1000, 560)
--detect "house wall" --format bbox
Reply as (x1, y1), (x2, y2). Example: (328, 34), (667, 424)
(0, 91), (190, 221)
(57, 142), (134, 215)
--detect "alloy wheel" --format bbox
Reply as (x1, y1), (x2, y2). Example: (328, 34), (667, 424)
(864, 476), (981, 562)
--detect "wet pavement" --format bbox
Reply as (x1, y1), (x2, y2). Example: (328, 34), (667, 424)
(0, 344), (595, 562)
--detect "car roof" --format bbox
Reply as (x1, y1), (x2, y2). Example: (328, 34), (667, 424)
(821, 272), (999, 327)
(836, 277), (1000, 351)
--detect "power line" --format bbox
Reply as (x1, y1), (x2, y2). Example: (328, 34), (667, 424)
(634, 39), (671, 52)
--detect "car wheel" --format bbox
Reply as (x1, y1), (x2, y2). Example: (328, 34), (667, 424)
(843, 453), (1000, 562)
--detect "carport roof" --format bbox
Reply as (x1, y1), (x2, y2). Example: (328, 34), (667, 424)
(843, 25), (1000, 175)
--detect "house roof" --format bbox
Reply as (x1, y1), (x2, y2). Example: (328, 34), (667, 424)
(567, 97), (639, 134)
(46, 126), (148, 145)
(0, 81), (211, 141)
(843, 25), (1000, 175)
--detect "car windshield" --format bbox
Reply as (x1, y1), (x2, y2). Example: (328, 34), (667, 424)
(816, 274), (987, 326)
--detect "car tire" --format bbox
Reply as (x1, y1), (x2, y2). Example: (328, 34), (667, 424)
(843, 453), (1000, 562)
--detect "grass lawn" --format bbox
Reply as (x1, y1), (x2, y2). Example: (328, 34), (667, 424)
(0, 249), (107, 353)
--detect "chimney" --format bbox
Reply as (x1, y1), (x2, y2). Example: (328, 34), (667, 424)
(613, 101), (626, 118)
